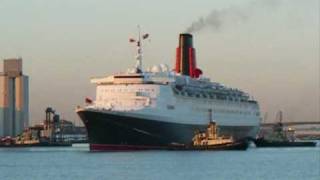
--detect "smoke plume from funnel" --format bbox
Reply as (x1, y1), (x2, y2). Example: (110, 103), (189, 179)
(185, 0), (280, 33)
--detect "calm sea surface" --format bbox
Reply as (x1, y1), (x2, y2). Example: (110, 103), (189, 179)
(0, 144), (319, 180)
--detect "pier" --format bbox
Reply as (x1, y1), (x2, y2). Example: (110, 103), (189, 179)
(261, 121), (320, 140)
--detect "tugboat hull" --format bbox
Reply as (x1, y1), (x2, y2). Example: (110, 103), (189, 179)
(168, 141), (249, 151)
(254, 138), (316, 148)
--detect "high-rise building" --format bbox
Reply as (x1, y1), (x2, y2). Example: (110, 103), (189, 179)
(0, 58), (29, 137)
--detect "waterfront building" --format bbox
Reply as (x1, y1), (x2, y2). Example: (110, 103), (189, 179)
(0, 58), (29, 137)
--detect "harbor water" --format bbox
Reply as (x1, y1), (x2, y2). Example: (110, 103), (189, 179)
(0, 144), (319, 180)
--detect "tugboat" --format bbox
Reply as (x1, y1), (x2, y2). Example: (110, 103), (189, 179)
(255, 111), (316, 148)
(169, 110), (249, 151)
(189, 121), (248, 150)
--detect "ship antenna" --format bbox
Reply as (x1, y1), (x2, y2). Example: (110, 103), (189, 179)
(129, 25), (150, 73)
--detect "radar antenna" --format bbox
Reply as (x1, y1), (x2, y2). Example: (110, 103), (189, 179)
(129, 25), (149, 73)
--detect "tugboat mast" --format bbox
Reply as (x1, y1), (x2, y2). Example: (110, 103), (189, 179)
(208, 109), (213, 123)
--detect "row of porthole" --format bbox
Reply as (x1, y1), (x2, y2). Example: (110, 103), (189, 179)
(175, 98), (254, 109)
(174, 90), (247, 102)
(100, 88), (155, 93)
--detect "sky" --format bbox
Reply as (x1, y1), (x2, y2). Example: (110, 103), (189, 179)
(0, 0), (319, 125)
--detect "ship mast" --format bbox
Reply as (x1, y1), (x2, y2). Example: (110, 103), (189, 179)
(129, 25), (149, 73)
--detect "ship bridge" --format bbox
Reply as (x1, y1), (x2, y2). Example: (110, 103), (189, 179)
(90, 70), (175, 85)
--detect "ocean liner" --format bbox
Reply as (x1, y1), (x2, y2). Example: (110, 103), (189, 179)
(77, 32), (261, 151)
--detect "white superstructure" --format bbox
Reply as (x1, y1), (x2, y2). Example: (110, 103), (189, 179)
(88, 68), (260, 130)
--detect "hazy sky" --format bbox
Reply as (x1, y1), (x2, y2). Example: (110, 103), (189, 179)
(0, 0), (319, 125)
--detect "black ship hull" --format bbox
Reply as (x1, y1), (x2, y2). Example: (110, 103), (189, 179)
(254, 138), (316, 148)
(77, 109), (257, 151)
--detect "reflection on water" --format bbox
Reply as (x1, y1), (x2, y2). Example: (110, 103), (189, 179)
(0, 144), (89, 152)
(0, 144), (319, 180)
